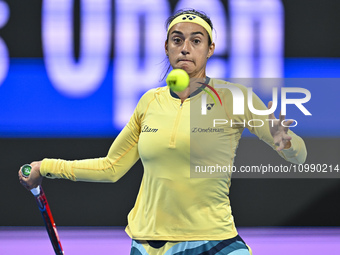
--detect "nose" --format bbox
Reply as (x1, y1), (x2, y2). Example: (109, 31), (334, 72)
(181, 39), (190, 55)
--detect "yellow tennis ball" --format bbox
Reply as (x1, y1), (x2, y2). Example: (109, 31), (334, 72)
(166, 69), (190, 92)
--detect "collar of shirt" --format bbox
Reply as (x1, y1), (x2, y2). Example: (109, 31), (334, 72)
(169, 76), (211, 99)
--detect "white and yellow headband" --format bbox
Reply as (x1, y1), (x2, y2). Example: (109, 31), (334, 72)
(167, 14), (213, 43)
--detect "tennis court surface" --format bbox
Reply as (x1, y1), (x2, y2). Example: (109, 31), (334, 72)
(1, 227), (339, 254)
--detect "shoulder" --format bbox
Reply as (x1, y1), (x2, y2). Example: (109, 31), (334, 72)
(209, 78), (249, 96)
(135, 86), (169, 112)
(139, 86), (168, 102)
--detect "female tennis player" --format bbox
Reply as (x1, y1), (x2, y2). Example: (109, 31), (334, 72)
(19, 9), (307, 255)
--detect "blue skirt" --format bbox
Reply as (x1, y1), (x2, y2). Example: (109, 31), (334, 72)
(130, 235), (252, 255)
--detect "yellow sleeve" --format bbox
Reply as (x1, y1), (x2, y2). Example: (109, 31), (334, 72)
(40, 105), (141, 183)
(243, 88), (307, 164)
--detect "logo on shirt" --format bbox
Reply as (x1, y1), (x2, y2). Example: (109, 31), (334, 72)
(206, 103), (215, 110)
(199, 82), (223, 107)
(142, 125), (158, 133)
(191, 127), (224, 133)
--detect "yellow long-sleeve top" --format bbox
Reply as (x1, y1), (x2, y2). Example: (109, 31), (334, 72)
(40, 78), (307, 241)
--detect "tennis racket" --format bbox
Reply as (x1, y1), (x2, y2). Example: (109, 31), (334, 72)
(21, 164), (64, 255)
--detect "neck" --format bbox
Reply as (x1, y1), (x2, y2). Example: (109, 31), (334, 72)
(174, 87), (191, 103)
(173, 76), (207, 103)
(189, 69), (206, 80)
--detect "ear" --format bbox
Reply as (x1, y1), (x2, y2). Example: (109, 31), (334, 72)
(164, 40), (169, 56)
(207, 42), (215, 59)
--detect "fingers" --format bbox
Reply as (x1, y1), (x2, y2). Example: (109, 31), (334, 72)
(276, 140), (285, 151)
(18, 162), (43, 191)
(18, 167), (31, 191)
(282, 119), (294, 134)
(268, 101), (294, 127)
(267, 101), (272, 109)
(282, 133), (292, 141)
(282, 119), (294, 126)
(272, 119), (293, 150)
(275, 134), (292, 151)
(267, 101), (275, 119)
(267, 102), (294, 151)
(31, 161), (39, 167)
(279, 111), (285, 123)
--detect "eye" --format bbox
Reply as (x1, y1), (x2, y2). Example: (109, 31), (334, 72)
(173, 37), (182, 44)
(193, 39), (201, 44)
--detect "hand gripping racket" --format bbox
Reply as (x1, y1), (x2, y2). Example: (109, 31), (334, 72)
(21, 164), (64, 255)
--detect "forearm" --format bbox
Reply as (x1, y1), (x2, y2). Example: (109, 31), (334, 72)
(40, 155), (137, 183)
(244, 91), (307, 164)
(40, 125), (140, 182)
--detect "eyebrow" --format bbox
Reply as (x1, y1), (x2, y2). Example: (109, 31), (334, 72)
(170, 30), (205, 37)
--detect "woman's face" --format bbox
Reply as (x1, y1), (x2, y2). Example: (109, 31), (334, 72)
(165, 22), (215, 79)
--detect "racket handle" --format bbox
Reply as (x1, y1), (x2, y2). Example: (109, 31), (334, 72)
(21, 164), (41, 196)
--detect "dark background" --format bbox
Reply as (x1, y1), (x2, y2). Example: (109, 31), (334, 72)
(1, 0), (340, 227)
(2, 137), (340, 227)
